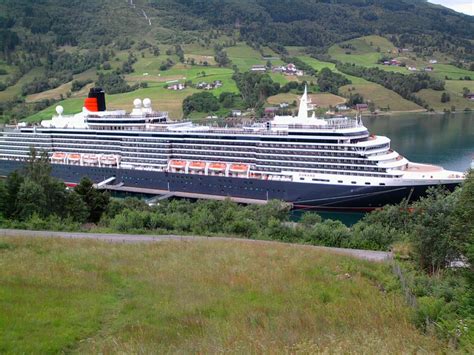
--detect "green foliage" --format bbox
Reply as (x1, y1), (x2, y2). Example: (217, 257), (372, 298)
(0, 151), (110, 226)
(232, 72), (280, 109)
(337, 62), (445, 106)
(441, 92), (451, 103)
(71, 79), (93, 92)
(96, 72), (136, 95)
(410, 188), (462, 274)
(317, 67), (351, 94)
(74, 178), (110, 224)
(182, 91), (220, 115)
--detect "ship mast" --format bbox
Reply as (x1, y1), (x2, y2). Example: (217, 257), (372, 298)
(297, 85), (309, 120)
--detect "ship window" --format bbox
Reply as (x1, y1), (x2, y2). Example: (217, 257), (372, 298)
(351, 181), (356, 184)
(365, 182), (371, 185)
(338, 180), (343, 183)
(379, 183), (386, 186)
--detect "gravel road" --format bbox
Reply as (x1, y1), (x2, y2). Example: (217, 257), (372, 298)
(0, 229), (392, 262)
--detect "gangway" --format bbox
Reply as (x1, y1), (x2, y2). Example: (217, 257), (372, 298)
(146, 193), (174, 206)
(95, 176), (116, 188)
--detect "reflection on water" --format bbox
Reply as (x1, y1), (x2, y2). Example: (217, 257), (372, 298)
(364, 112), (474, 172)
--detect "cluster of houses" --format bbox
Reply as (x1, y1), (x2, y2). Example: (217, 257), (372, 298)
(166, 80), (224, 91)
(195, 80), (222, 90)
(167, 83), (186, 91)
(382, 58), (436, 72)
(250, 63), (304, 76)
(272, 63), (304, 76)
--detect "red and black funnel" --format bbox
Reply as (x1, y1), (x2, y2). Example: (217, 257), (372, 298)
(84, 88), (106, 112)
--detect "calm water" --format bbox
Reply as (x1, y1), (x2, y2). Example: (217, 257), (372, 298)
(294, 112), (474, 225)
(364, 112), (474, 173)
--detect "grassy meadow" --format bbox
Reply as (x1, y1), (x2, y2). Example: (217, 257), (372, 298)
(0, 236), (446, 353)
(339, 83), (423, 112)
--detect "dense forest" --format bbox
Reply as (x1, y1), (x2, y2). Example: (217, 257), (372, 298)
(155, 0), (473, 57)
(1, 0), (472, 60)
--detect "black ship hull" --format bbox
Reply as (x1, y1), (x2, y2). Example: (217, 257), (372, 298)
(0, 159), (459, 211)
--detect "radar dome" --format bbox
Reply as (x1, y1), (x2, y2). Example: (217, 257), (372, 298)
(55, 105), (64, 115)
(143, 98), (151, 108)
(133, 98), (142, 108)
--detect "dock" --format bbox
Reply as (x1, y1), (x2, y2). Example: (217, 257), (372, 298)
(99, 184), (271, 205)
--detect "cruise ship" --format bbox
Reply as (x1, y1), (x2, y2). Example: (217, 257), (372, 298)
(0, 87), (465, 210)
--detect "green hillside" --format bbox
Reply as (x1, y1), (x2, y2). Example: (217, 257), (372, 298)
(0, 0), (473, 121)
(0, 236), (446, 353)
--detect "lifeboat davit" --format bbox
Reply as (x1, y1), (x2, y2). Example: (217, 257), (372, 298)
(208, 162), (227, 172)
(51, 152), (66, 161)
(67, 153), (81, 162)
(83, 154), (99, 165)
(101, 155), (118, 166)
(229, 164), (249, 173)
(188, 161), (206, 171)
(169, 160), (186, 169)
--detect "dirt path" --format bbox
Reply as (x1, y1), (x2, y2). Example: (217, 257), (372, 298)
(0, 229), (392, 262)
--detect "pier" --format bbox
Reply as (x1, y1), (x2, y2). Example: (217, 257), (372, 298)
(98, 184), (273, 205)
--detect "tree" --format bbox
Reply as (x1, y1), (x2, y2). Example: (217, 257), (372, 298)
(410, 188), (461, 274)
(16, 179), (47, 220)
(232, 72), (280, 108)
(65, 191), (90, 223)
(317, 68), (351, 94)
(347, 93), (364, 106)
(219, 92), (236, 108)
(451, 171), (474, 288)
(26, 147), (51, 185)
(214, 49), (230, 67)
(441, 92), (450, 103)
(3, 171), (24, 219)
(368, 101), (376, 113)
(182, 92), (220, 115)
(0, 180), (6, 217)
(74, 177), (110, 223)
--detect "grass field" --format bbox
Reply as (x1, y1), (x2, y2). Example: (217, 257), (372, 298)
(226, 44), (284, 71)
(0, 67), (45, 102)
(296, 56), (369, 84)
(339, 84), (423, 112)
(0, 237), (446, 353)
(417, 80), (474, 111)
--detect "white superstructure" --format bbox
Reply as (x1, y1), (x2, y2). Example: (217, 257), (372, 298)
(0, 89), (465, 188)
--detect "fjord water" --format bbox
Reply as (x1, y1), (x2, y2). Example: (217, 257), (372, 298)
(309, 111), (474, 225)
(364, 112), (474, 173)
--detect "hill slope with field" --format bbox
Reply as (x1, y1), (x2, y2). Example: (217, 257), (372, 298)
(0, 236), (447, 353)
(0, 0), (473, 121)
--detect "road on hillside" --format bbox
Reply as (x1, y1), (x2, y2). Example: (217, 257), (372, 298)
(0, 229), (392, 262)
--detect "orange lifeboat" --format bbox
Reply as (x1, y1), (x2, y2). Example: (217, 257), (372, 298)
(208, 162), (227, 172)
(51, 152), (66, 161)
(169, 160), (186, 169)
(101, 155), (118, 166)
(83, 154), (99, 165)
(188, 161), (206, 171)
(67, 153), (81, 162)
(229, 164), (249, 173)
